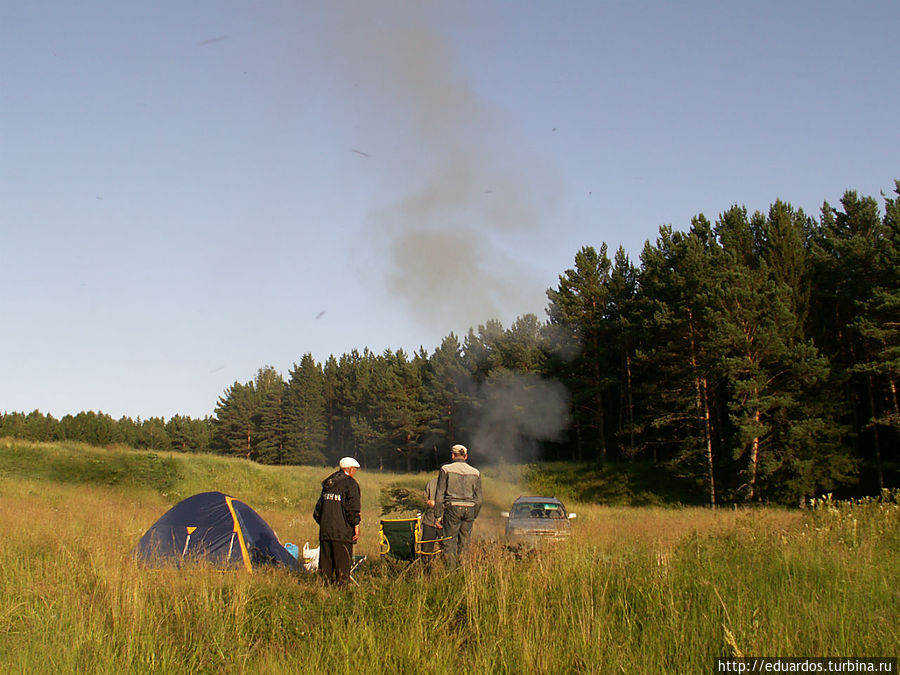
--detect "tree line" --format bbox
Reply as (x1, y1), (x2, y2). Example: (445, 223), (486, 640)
(3, 183), (897, 505)
(0, 410), (210, 453)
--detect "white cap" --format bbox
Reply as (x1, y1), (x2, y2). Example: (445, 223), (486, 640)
(339, 457), (361, 469)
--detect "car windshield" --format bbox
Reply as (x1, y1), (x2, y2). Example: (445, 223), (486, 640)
(512, 503), (565, 519)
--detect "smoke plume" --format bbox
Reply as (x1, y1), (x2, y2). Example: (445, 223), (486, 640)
(464, 371), (570, 465)
(325, 2), (558, 331)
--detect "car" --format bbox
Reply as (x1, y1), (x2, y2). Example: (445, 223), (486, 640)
(501, 496), (577, 544)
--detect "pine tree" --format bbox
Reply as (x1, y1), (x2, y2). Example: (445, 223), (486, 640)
(497, 315), (547, 375)
(462, 319), (507, 383)
(141, 417), (170, 453)
(810, 190), (892, 489)
(370, 349), (426, 472)
(23, 410), (56, 442)
(322, 355), (344, 463)
(711, 205), (852, 502)
(253, 367), (286, 464)
(282, 355), (327, 465)
(607, 247), (639, 456)
(846, 182), (900, 487)
(334, 349), (376, 468)
(211, 382), (257, 459)
(0, 412), (26, 439)
(421, 334), (469, 467)
(633, 221), (720, 505)
(117, 416), (141, 448)
(161, 415), (210, 453)
(759, 200), (814, 334)
(546, 245), (613, 463)
(165, 415), (192, 452)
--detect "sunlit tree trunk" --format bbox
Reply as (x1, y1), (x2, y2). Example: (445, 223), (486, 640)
(688, 307), (716, 508)
(701, 376), (716, 508)
(747, 407), (761, 501)
(866, 374), (884, 491)
(625, 351), (635, 455)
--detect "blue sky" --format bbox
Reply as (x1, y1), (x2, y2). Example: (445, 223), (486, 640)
(2, 0), (898, 420)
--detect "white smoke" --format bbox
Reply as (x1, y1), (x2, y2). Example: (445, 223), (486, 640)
(467, 371), (570, 465)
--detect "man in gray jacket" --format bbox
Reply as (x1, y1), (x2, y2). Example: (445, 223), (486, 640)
(434, 444), (482, 569)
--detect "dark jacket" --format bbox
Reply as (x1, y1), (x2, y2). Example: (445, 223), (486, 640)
(313, 469), (361, 543)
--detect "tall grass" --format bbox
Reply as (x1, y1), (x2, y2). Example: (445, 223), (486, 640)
(1, 440), (897, 673)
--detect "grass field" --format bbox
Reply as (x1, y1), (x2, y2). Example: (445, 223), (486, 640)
(1, 439), (897, 673)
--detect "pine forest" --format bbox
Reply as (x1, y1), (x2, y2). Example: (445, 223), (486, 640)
(4, 183), (899, 505)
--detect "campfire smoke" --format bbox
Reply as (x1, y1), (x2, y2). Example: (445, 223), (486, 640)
(467, 372), (570, 466)
(324, 1), (558, 331)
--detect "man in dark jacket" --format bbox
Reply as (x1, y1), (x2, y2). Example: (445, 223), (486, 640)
(313, 457), (361, 585)
(434, 444), (482, 569)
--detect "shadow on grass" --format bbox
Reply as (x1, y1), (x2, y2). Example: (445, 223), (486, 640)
(524, 461), (709, 506)
(0, 440), (182, 493)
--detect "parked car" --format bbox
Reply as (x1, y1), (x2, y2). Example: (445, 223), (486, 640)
(501, 496), (576, 544)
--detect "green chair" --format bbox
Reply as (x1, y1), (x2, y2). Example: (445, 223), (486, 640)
(379, 516), (449, 562)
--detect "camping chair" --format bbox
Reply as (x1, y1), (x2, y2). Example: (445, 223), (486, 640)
(301, 542), (365, 585)
(303, 542), (366, 586)
(379, 516), (450, 562)
(349, 554), (366, 585)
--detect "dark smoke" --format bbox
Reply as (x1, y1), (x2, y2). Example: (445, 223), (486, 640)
(324, 4), (569, 473)
(325, 1), (559, 331)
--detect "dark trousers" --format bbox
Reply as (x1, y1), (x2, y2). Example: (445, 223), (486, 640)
(318, 539), (352, 585)
(420, 523), (442, 556)
(442, 505), (476, 569)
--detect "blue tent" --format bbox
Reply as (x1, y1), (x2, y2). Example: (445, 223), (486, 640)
(134, 491), (299, 571)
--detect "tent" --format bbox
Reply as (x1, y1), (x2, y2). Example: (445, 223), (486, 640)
(133, 491), (299, 572)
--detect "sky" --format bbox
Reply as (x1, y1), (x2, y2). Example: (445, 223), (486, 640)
(2, 0), (899, 421)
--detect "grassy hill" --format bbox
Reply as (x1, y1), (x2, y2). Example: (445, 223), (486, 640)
(1, 439), (897, 673)
(0, 437), (706, 509)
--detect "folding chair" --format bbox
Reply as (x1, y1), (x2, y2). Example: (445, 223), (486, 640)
(349, 554), (366, 585)
(302, 541), (365, 584)
(379, 516), (450, 562)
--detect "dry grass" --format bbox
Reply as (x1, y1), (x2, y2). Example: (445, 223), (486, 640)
(0, 442), (897, 673)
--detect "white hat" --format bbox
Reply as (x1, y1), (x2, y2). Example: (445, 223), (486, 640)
(339, 457), (361, 469)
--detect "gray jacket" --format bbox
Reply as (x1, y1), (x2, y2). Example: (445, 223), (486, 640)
(433, 459), (482, 520)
